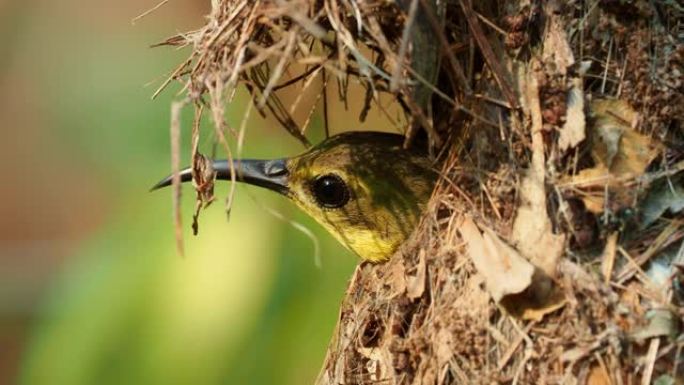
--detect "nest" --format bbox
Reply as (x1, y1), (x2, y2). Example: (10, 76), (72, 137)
(153, 0), (684, 383)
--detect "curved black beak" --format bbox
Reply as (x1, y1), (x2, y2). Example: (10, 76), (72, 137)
(151, 158), (289, 195)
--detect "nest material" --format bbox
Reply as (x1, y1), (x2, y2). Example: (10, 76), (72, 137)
(155, 0), (684, 383)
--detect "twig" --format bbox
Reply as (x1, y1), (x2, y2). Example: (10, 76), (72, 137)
(459, 0), (518, 109)
(601, 37), (613, 94)
(153, 58), (192, 100)
(641, 338), (660, 385)
(322, 67), (330, 138)
(391, 0), (419, 92)
(476, 12), (507, 36)
(132, 0), (170, 25)
(616, 221), (683, 283)
(170, 99), (188, 256)
(272, 63), (323, 91)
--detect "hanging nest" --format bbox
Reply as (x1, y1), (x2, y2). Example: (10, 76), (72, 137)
(153, 0), (684, 383)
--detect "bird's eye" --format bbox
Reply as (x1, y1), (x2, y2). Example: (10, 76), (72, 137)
(311, 174), (350, 209)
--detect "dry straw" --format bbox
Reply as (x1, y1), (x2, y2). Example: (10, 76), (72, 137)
(151, 0), (684, 383)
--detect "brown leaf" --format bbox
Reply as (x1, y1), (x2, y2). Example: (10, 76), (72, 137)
(512, 167), (566, 277)
(541, 7), (575, 75)
(562, 99), (662, 213)
(564, 165), (610, 214)
(639, 176), (684, 229)
(587, 364), (612, 385)
(459, 217), (535, 303)
(590, 99), (659, 175)
(516, 284), (567, 322)
(630, 309), (680, 342)
(559, 81), (586, 151)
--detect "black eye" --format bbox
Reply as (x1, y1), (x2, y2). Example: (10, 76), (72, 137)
(311, 174), (350, 208)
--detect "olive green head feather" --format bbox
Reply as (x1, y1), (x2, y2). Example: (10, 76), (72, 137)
(153, 131), (436, 262)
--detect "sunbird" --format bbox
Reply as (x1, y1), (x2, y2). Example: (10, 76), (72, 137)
(153, 131), (436, 262)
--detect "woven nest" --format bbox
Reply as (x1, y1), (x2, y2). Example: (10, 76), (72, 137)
(153, 0), (684, 383)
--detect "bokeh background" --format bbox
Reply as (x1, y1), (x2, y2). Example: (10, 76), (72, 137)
(0, 1), (400, 384)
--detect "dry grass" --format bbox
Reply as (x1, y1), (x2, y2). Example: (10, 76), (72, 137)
(152, 0), (684, 383)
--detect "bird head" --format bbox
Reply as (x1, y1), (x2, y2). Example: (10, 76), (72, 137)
(153, 131), (436, 262)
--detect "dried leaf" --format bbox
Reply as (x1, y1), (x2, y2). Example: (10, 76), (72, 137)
(566, 165), (610, 214)
(459, 217), (535, 303)
(590, 99), (660, 174)
(639, 176), (684, 229)
(587, 364), (612, 385)
(516, 289), (567, 321)
(559, 81), (586, 151)
(512, 167), (566, 276)
(563, 99), (662, 213)
(459, 217), (565, 321)
(592, 118), (624, 169)
(630, 309), (680, 342)
(541, 7), (575, 75)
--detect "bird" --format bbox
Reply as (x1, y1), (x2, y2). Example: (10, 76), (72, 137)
(152, 131), (437, 262)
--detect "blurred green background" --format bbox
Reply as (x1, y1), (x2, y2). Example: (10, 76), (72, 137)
(0, 1), (401, 384)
